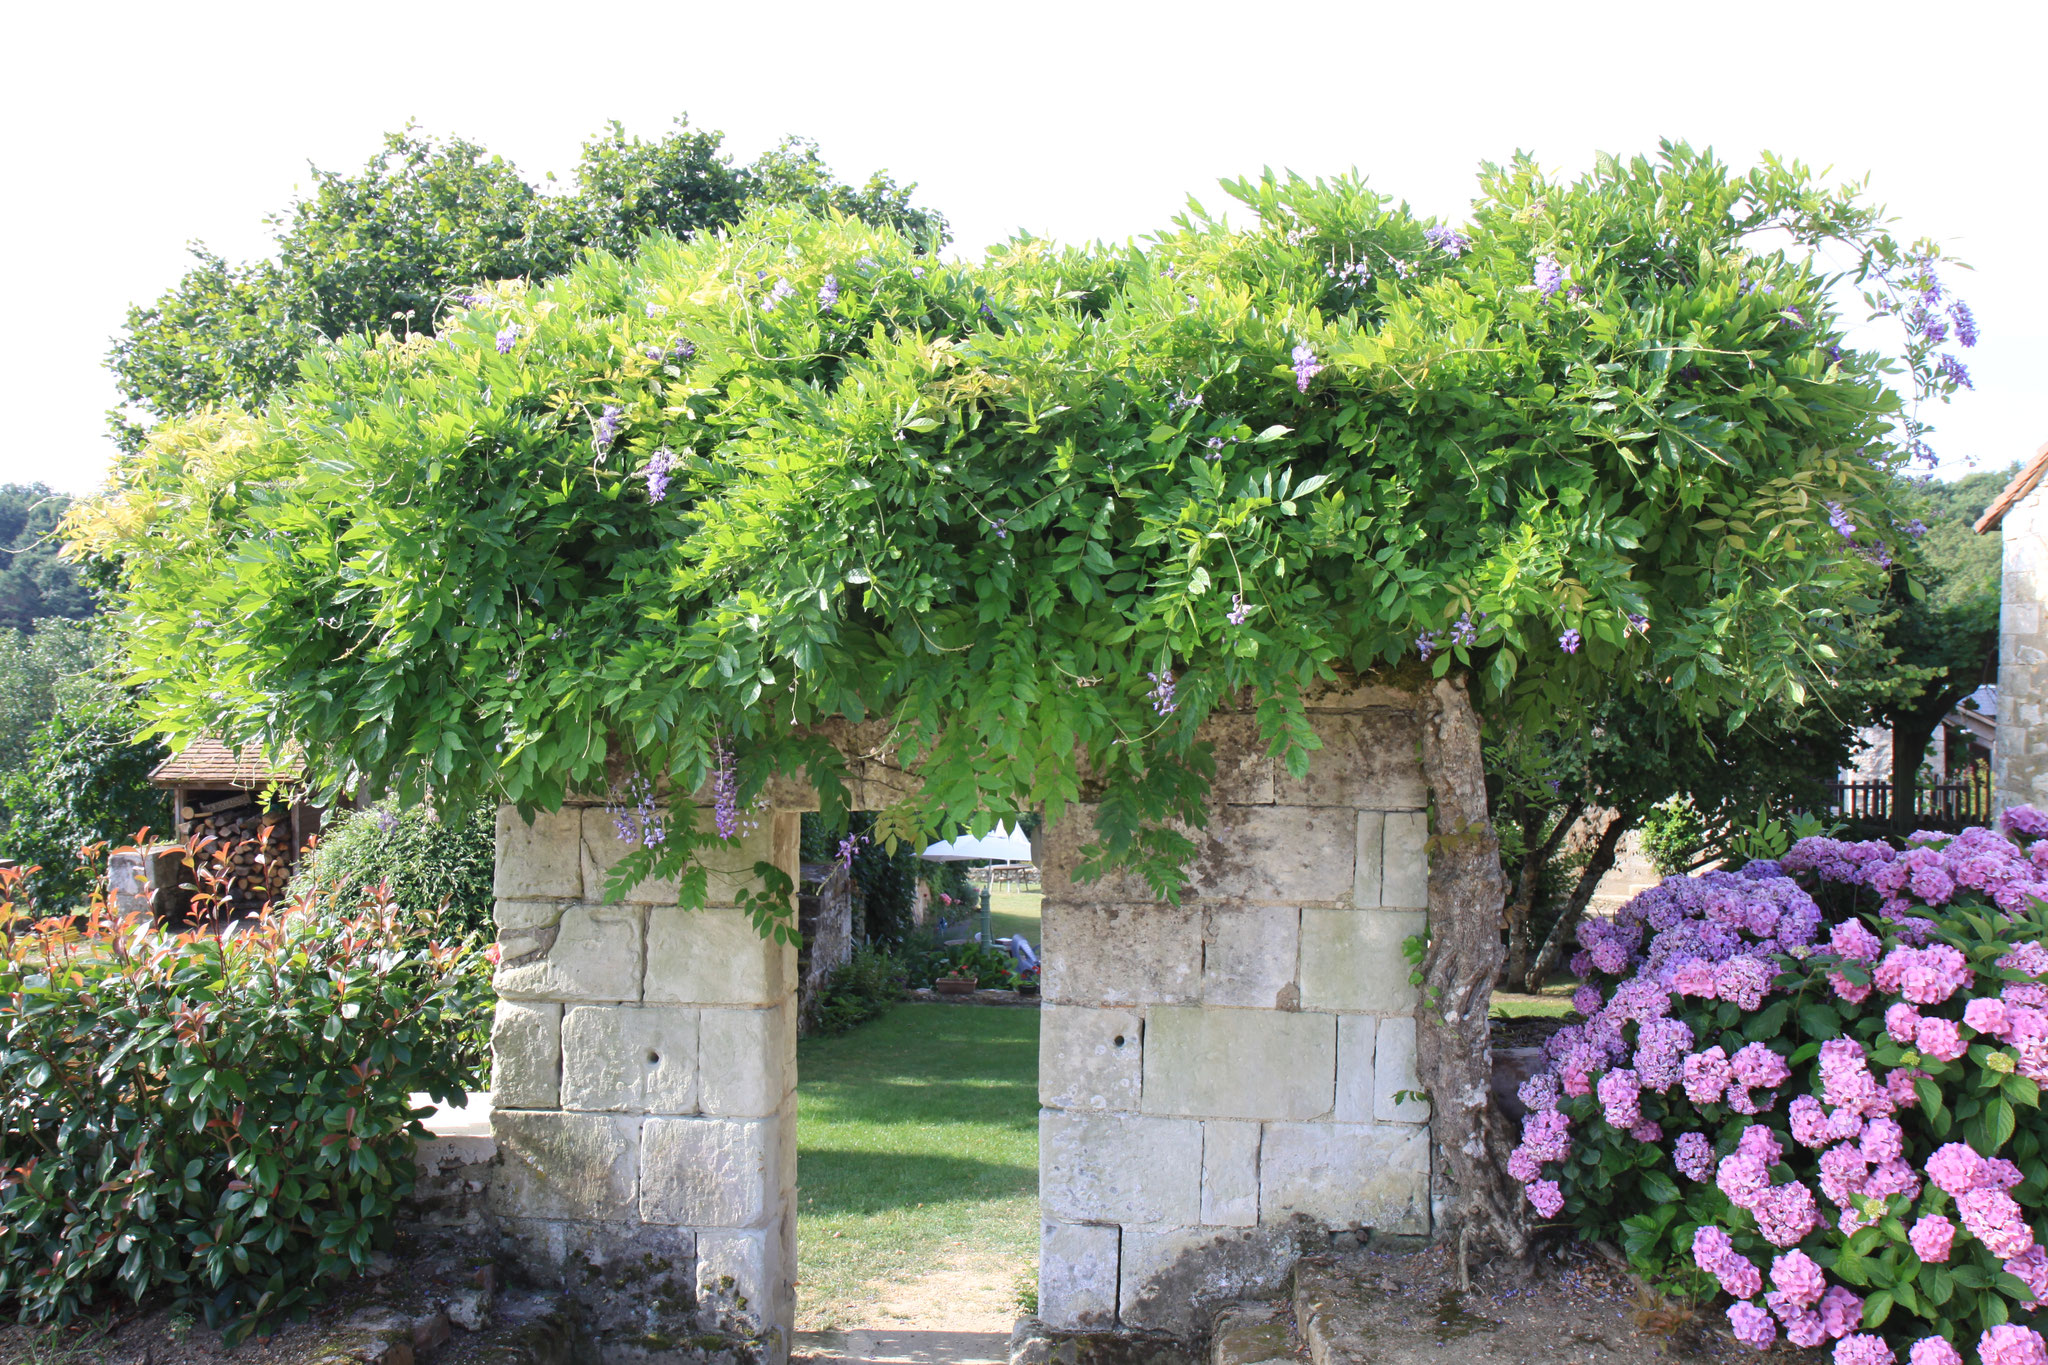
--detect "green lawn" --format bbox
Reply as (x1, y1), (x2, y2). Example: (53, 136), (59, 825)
(796, 1003), (1040, 1329)
(934, 888), (1043, 948)
(1490, 983), (1580, 1019)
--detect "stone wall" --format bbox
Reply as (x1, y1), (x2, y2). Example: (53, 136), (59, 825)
(487, 801), (800, 1363)
(1035, 686), (1434, 1337)
(2000, 485), (2048, 816)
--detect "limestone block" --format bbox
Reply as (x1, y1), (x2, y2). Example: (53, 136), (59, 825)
(1187, 806), (1356, 904)
(1205, 713), (1276, 805)
(1118, 1224), (1304, 1337)
(494, 902), (644, 1003)
(1042, 901), (1201, 1007)
(491, 1000), (562, 1109)
(645, 906), (795, 1006)
(1298, 909), (1425, 1013)
(496, 898), (564, 933)
(698, 1000), (794, 1117)
(2013, 602), (2043, 638)
(1380, 811), (1429, 909)
(641, 1116), (780, 1227)
(1038, 1222), (1120, 1330)
(697, 1227), (790, 1344)
(492, 1215), (695, 1292)
(1141, 1006), (1334, 1120)
(1202, 905), (1299, 1009)
(1354, 812), (1384, 908)
(1038, 808), (1158, 902)
(495, 806), (583, 900)
(1333, 1014), (1375, 1122)
(1302, 680), (1426, 712)
(561, 1005), (699, 1113)
(1258, 1122), (1430, 1234)
(1373, 1016), (1429, 1123)
(488, 1111), (640, 1222)
(1202, 1119), (1260, 1226)
(1272, 709), (1427, 810)
(1039, 1006), (1143, 1111)
(580, 806), (681, 905)
(1041, 1111), (1201, 1225)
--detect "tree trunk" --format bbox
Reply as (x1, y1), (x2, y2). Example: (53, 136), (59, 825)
(1890, 714), (1940, 834)
(1414, 674), (1528, 1262)
(1523, 806), (1631, 993)
(1499, 798), (1583, 991)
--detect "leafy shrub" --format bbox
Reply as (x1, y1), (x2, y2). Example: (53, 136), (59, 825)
(1641, 795), (1707, 877)
(0, 872), (489, 1338)
(291, 800), (494, 943)
(811, 944), (907, 1035)
(1509, 814), (2048, 1363)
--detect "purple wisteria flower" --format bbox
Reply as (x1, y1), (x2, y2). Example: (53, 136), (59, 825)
(496, 326), (520, 354)
(712, 739), (740, 840)
(1325, 261), (1370, 289)
(592, 405), (623, 454)
(1203, 437), (1227, 460)
(1147, 670), (1178, 716)
(1906, 519), (1928, 539)
(1558, 628), (1582, 654)
(1781, 307), (1805, 327)
(607, 772), (666, 849)
(1952, 299), (1980, 348)
(1424, 226), (1471, 257)
(1627, 613), (1649, 636)
(836, 831), (865, 869)
(1940, 354), (1974, 389)
(1416, 630), (1441, 662)
(643, 448), (676, 504)
(1534, 255), (1566, 299)
(1291, 343), (1324, 393)
(1826, 502), (1856, 539)
(818, 275), (840, 310)
(671, 339), (696, 361)
(1226, 594), (1250, 627)
(763, 277), (796, 312)
(1451, 612), (1479, 647)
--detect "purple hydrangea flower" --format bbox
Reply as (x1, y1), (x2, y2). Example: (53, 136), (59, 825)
(1147, 670), (1178, 716)
(643, 448), (675, 504)
(1534, 255), (1566, 299)
(1291, 343), (1324, 392)
(1939, 354), (1974, 389)
(1951, 299), (1979, 348)
(818, 275), (840, 310)
(593, 404), (623, 454)
(1424, 225), (1471, 257)
(1559, 628), (1582, 654)
(496, 326), (520, 354)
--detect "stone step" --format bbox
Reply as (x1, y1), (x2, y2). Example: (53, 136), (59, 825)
(1207, 1301), (1292, 1365)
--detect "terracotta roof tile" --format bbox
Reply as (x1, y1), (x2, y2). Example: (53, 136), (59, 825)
(1975, 439), (2048, 534)
(149, 737), (304, 787)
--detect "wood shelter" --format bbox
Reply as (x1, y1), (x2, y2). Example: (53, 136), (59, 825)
(147, 737), (328, 908)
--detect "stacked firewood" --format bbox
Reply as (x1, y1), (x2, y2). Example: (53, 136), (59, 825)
(178, 790), (297, 910)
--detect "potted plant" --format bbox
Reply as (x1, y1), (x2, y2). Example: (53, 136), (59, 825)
(1013, 964), (1040, 998)
(934, 970), (977, 997)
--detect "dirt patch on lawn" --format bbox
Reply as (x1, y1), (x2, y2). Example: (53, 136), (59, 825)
(802, 1248), (1032, 1334)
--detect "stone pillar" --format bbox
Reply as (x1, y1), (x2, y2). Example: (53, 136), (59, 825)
(1999, 488), (2048, 816)
(487, 799), (800, 1363)
(1036, 687), (1433, 1337)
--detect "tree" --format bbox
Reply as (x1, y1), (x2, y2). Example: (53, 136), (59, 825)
(84, 144), (1967, 1257)
(106, 119), (948, 445)
(0, 487), (93, 633)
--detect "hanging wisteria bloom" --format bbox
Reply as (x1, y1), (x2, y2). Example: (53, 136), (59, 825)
(1951, 299), (1980, 348)
(711, 739), (741, 840)
(670, 339), (696, 362)
(1826, 502), (1856, 539)
(642, 448), (676, 504)
(763, 277), (796, 312)
(1534, 255), (1566, 299)
(1558, 628), (1582, 654)
(1325, 260), (1370, 289)
(1906, 520), (1928, 539)
(1147, 670), (1178, 716)
(607, 771), (666, 849)
(836, 831), (865, 869)
(1939, 355), (1974, 389)
(1451, 612), (1480, 647)
(818, 275), (840, 310)
(1415, 630), (1440, 662)
(1291, 343), (1323, 393)
(495, 326), (520, 354)
(1226, 594), (1251, 627)
(1627, 613), (1649, 636)
(592, 405), (623, 454)
(1424, 225), (1471, 256)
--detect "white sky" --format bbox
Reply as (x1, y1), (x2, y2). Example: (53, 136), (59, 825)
(4, 0), (2040, 496)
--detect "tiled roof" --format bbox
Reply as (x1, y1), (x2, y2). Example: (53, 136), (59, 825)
(149, 736), (304, 787)
(1975, 439), (2048, 534)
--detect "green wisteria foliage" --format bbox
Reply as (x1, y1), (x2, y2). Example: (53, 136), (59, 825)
(96, 143), (1963, 907)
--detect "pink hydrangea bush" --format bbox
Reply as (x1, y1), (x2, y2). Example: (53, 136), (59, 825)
(1511, 810), (2048, 1364)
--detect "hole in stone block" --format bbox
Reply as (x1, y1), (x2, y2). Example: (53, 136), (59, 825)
(647, 1051), (661, 1065)
(1113, 1035), (1126, 1047)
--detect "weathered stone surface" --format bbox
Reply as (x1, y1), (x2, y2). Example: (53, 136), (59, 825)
(488, 1111), (640, 1222)
(495, 902), (644, 1003)
(1043, 901), (1201, 1007)
(1189, 807), (1355, 904)
(1258, 1122), (1430, 1234)
(1039, 808), (1158, 902)
(1041, 1111), (1201, 1225)
(1209, 1301), (1293, 1365)
(1999, 486), (2048, 816)
(496, 807), (583, 900)
(696, 1226), (790, 1346)
(1273, 709), (1427, 810)
(491, 1217), (698, 1341)
(1206, 713), (1276, 805)
(1372, 1016), (1428, 1123)
(1201, 905), (1299, 1009)
(492, 1000), (562, 1110)
(1297, 909), (1424, 1013)
(1380, 811), (1429, 910)
(1332, 1015), (1375, 1123)
(1039, 1006), (1143, 1111)
(1037, 1222), (1121, 1331)
(697, 1000), (794, 1117)
(640, 1117), (779, 1227)
(580, 807), (682, 905)
(1353, 812), (1384, 908)
(1201, 1120), (1260, 1226)
(561, 1005), (700, 1113)
(1141, 1006), (1334, 1120)
(1118, 1224), (1304, 1337)
(644, 906), (795, 1007)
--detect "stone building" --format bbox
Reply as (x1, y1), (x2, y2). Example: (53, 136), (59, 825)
(483, 683), (1438, 1361)
(1976, 441), (2048, 815)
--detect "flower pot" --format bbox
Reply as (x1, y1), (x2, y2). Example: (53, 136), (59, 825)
(935, 976), (977, 997)
(1016, 982), (1040, 998)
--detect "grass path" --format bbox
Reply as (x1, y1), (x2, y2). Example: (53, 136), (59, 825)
(795, 1003), (1040, 1330)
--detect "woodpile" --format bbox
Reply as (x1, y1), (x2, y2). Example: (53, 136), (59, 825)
(177, 789), (297, 910)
